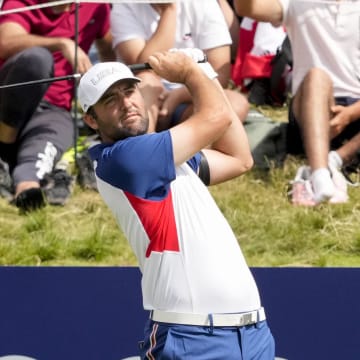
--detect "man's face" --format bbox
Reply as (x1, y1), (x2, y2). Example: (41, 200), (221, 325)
(88, 80), (149, 143)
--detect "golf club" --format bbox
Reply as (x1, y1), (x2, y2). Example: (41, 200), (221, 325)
(0, 53), (208, 89)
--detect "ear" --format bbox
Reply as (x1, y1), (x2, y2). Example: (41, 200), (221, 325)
(83, 113), (99, 131)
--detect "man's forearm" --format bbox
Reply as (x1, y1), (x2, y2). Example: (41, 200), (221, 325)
(0, 33), (68, 59)
(233, 0), (255, 16)
(210, 90), (252, 163)
(185, 72), (228, 122)
(96, 33), (116, 62)
(233, 0), (283, 24)
(137, 6), (177, 63)
(349, 100), (360, 123)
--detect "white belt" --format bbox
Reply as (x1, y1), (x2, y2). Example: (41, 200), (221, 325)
(150, 307), (266, 327)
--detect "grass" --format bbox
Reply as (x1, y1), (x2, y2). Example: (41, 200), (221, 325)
(1, 106), (360, 267)
(1, 157), (360, 267)
(212, 161), (360, 267)
(0, 187), (137, 266)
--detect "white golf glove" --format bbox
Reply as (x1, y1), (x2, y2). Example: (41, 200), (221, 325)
(169, 48), (218, 80)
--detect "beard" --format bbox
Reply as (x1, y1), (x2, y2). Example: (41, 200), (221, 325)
(106, 114), (150, 142)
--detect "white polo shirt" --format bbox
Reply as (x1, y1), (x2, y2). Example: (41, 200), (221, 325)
(111, 0), (231, 55)
(89, 131), (261, 314)
(279, 0), (360, 97)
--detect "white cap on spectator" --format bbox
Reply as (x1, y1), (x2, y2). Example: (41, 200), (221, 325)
(78, 62), (140, 112)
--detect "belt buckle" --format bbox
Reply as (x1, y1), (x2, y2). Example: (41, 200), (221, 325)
(240, 311), (257, 326)
(241, 313), (252, 326)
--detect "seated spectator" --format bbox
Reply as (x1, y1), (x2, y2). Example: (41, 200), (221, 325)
(232, 17), (291, 106)
(110, 0), (249, 132)
(217, 0), (241, 64)
(0, 0), (114, 212)
(234, 0), (360, 206)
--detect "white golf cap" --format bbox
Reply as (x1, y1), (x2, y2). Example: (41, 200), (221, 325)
(78, 62), (141, 112)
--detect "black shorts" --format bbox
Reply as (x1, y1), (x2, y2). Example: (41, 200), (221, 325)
(286, 96), (360, 155)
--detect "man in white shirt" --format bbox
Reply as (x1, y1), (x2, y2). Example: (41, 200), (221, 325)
(234, 0), (360, 206)
(111, 0), (249, 131)
(78, 49), (275, 359)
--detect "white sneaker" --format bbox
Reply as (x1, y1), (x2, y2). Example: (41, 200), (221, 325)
(328, 163), (349, 204)
(289, 166), (316, 207)
(310, 168), (335, 203)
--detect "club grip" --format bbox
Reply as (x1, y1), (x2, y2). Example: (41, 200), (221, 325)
(128, 63), (152, 72)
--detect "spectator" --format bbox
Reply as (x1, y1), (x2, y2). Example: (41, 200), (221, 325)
(234, 0), (360, 206)
(78, 49), (274, 359)
(0, 0), (114, 212)
(110, 0), (249, 132)
(217, 0), (241, 63)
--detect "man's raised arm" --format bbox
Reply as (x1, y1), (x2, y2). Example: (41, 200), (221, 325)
(233, 0), (283, 26)
(148, 49), (253, 183)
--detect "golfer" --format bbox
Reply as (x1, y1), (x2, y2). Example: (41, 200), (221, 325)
(78, 49), (275, 359)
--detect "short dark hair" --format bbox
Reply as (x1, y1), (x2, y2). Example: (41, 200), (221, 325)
(87, 106), (98, 120)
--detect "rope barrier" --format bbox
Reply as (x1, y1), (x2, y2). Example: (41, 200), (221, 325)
(73, 2), (80, 163)
(0, 0), (357, 16)
(0, 0), (73, 15)
(292, 0), (360, 4)
(0, 0), (176, 16)
(0, 74), (81, 89)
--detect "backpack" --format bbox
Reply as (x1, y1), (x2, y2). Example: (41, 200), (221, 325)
(244, 109), (288, 169)
(231, 20), (292, 106)
(270, 35), (293, 104)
